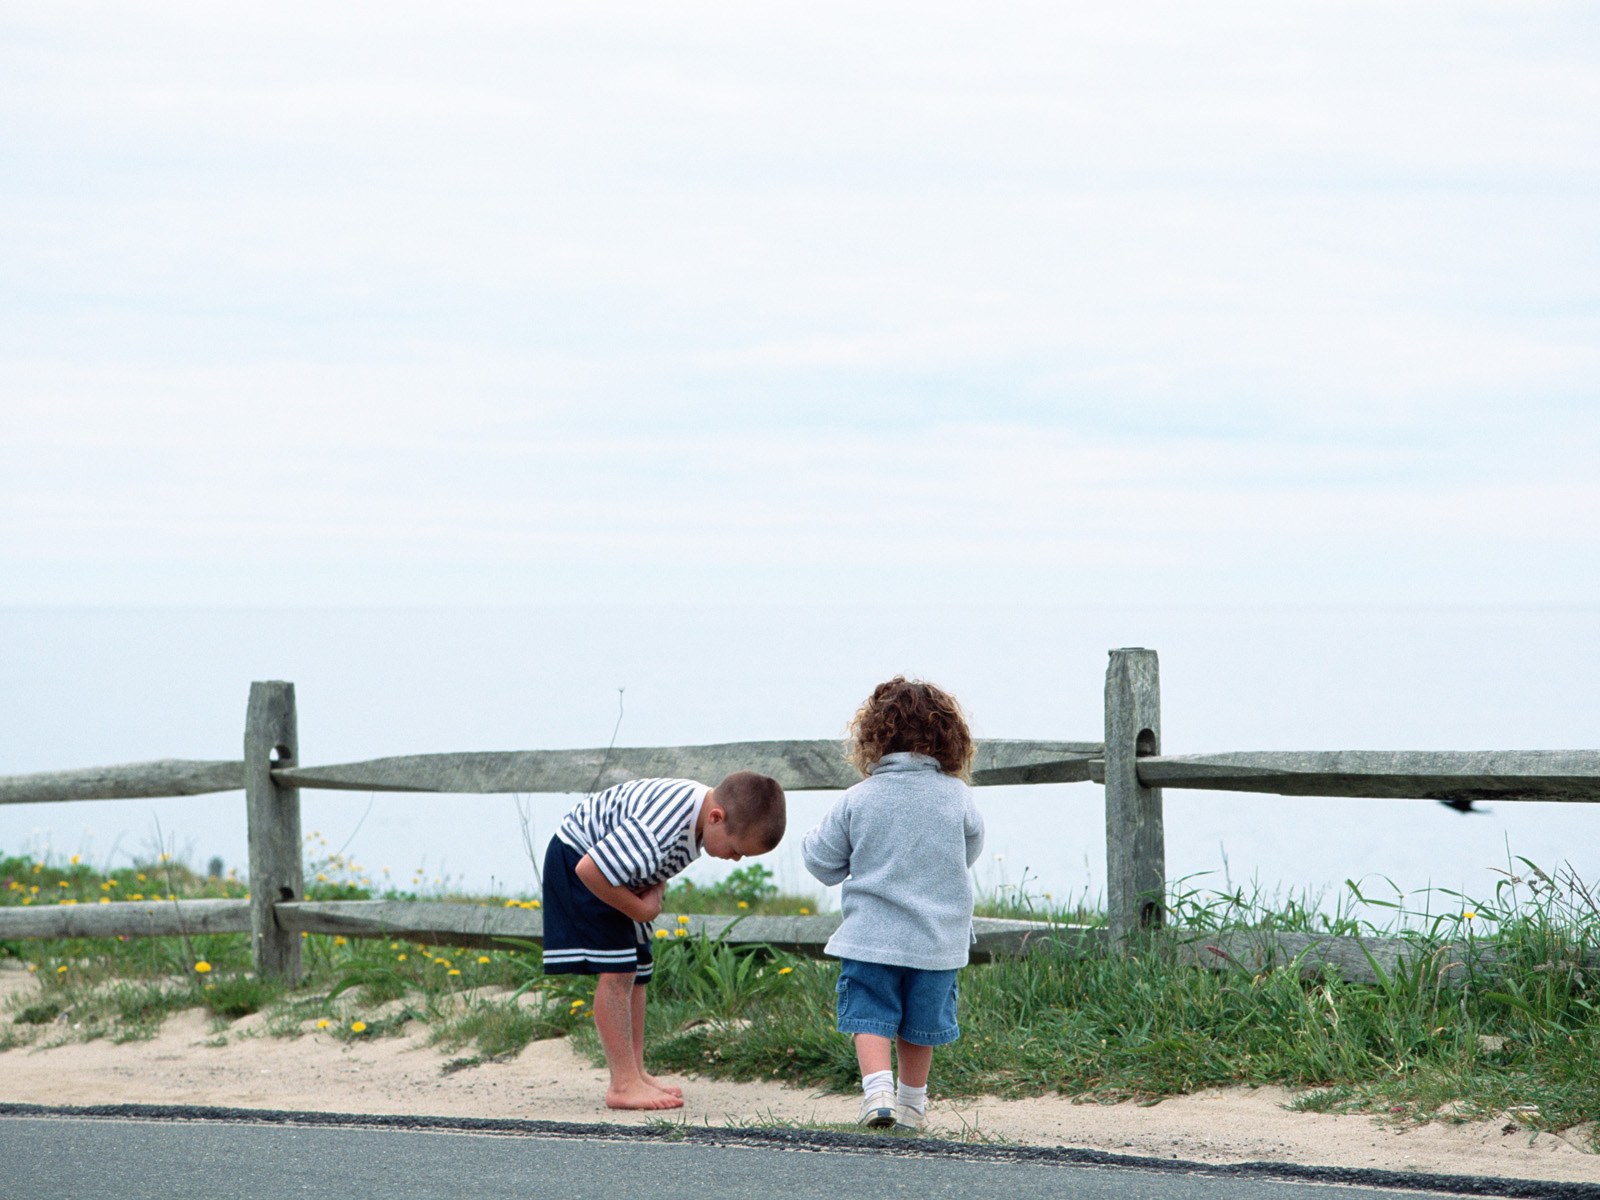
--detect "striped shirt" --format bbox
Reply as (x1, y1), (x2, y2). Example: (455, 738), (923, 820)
(556, 777), (708, 889)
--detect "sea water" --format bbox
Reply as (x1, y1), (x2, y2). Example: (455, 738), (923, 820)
(3, 604), (1598, 918)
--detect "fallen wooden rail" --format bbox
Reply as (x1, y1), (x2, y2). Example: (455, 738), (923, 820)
(9, 901), (1593, 985)
(0, 900), (1072, 963)
(0, 899), (250, 939)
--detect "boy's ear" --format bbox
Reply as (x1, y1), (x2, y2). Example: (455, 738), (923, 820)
(705, 804), (728, 825)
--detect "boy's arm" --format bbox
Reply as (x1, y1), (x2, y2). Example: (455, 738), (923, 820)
(801, 799), (852, 886)
(575, 854), (664, 923)
(963, 795), (985, 868)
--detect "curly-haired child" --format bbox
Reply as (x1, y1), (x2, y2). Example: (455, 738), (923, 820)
(801, 676), (985, 1130)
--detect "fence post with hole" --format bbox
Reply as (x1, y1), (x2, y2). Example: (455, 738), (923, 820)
(1104, 647), (1166, 950)
(245, 680), (304, 983)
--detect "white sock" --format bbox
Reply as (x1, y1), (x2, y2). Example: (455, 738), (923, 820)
(897, 1081), (928, 1113)
(862, 1069), (893, 1097)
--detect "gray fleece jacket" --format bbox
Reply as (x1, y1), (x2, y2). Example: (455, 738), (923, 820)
(801, 752), (985, 971)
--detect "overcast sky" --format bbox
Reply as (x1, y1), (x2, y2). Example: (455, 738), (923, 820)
(3, 4), (1597, 605)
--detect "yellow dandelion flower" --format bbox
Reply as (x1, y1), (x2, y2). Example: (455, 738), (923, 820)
(350, 1021), (367, 1033)
(333, 936), (347, 946)
(130, 893), (143, 900)
(1463, 910), (1477, 921)
(316, 874), (328, 883)
(569, 999), (584, 1011)
(674, 928), (687, 938)
(301, 931), (309, 938)
(194, 961), (212, 974)
(447, 969), (461, 977)
(316, 1019), (331, 1029)
(136, 873), (146, 882)
(69, 855), (80, 865)
(676, 915), (690, 925)
(390, 942), (400, 950)
(26, 963), (38, 973)
(504, 898), (518, 907)
(654, 929), (668, 939)
(397, 954), (407, 962)
(58, 880), (69, 888)
(107, 879), (118, 887)
(98, 897), (110, 905)
(530, 900), (541, 909)
(737, 901), (749, 909)
(56, 965), (68, 974)
(477, 956), (490, 965)
(778, 966), (793, 975)
(798, 907), (809, 915)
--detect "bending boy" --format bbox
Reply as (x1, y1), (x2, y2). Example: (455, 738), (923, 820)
(542, 772), (786, 1109)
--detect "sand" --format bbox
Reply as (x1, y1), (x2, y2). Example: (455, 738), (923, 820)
(1, 962), (1594, 1186)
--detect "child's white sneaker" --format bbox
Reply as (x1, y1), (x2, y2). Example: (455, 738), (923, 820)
(857, 1089), (896, 1128)
(895, 1103), (926, 1132)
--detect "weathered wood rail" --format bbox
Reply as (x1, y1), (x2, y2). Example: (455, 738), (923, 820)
(7, 898), (1592, 986)
(0, 760), (243, 806)
(272, 738), (1100, 794)
(3, 649), (1596, 988)
(1087, 750), (1600, 804)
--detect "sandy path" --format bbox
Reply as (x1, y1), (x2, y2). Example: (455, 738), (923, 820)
(1, 963), (1594, 1185)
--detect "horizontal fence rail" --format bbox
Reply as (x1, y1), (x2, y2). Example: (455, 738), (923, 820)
(0, 742), (1100, 806)
(1086, 750), (1600, 803)
(0, 899), (1076, 963)
(5, 900), (1593, 986)
(0, 899), (251, 939)
(271, 739), (1102, 794)
(0, 760), (244, 806)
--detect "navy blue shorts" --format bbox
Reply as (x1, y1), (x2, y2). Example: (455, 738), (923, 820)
(836, 958), (960, 1046)
(541, 837), (654, 983)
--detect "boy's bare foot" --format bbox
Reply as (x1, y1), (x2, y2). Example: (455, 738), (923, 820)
(640, 1072), (684, 1098)
(606, 1083), (684, 1110)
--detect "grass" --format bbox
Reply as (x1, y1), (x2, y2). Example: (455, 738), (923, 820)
(3, 847), (1598, 1150)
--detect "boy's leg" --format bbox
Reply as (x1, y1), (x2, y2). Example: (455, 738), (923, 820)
(593, 971), (682, 1110)
(631, 982), (683, 1098)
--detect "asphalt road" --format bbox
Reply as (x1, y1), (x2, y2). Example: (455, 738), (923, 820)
(2, 1110), (1591, 1200)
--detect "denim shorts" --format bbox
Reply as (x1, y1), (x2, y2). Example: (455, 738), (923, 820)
(835, 958), (960, 1046)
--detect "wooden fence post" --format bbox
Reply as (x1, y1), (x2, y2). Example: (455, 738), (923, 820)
(1105, 648), (1165, 949)
(245, 681), (303, 984)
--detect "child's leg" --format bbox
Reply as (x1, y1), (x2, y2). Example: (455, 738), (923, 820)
(592, 972), (682, 1110)
(894, 1038), (932, 1088)
(853, 1032), (894, 1078)
(631, 982), (683, 1097)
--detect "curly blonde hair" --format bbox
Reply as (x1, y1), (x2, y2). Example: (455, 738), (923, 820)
(846, 676), (975, 780)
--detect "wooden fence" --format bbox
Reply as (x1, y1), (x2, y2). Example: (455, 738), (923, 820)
(4, 650), (1598, 986)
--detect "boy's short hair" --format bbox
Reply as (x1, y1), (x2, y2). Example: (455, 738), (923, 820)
(715, 771), (786, 849)
(847, 675), (976, 780)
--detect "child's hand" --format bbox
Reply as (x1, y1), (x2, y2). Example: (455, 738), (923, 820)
(633, 881), (666, 922)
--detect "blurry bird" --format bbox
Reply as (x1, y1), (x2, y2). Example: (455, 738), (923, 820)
(1437, 797), (1486, 814)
